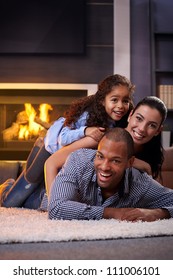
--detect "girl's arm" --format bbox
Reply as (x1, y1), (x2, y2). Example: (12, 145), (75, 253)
(44, 136), (98, 195)
(44, 112), (105, 153)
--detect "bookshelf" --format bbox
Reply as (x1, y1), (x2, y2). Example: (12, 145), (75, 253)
(154, 33), (173, 109)
(150, 0), (173, 145)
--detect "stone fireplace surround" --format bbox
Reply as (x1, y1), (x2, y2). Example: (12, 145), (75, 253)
(0, 83), (97, 160)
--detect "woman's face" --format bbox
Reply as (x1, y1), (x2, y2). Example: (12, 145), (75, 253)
(126, 105), (163, 146)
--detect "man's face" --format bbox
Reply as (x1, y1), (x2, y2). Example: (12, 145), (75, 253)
(94, 137), (132, 195)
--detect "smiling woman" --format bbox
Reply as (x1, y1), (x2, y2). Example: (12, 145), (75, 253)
(127, 104), (162, 146)
(126, 96), (167, 179)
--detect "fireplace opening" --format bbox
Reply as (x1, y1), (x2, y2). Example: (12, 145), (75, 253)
(0, 88), (88, 160)
(1, 103), (55, 150)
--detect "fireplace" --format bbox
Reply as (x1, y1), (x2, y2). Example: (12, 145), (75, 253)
(0, 83), (97, 160)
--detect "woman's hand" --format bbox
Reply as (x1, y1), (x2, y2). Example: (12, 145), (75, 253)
(132, 157), (152, 176)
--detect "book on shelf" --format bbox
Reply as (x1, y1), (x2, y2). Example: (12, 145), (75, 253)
(158, 84), (173, 109)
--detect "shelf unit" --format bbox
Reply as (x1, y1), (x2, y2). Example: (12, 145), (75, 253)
(154, 33), (173, 105)
(150, 0), (173, 145)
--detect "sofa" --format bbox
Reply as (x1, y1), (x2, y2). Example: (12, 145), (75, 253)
(0, 160), (26, 185)
(0, 147), (173, 189)
(160, 146), (173, 189)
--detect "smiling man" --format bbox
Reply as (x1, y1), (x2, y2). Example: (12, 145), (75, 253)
(48, 127), (173, 222)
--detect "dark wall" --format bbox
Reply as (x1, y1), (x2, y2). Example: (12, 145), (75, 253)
(0, 0), (113, 84)
(130, 0), (151, 104)
(130, 0), (173, 143)
(130, 0), (173, 104)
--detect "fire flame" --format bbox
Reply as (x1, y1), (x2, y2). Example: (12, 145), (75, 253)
(18, 103), (53, 140)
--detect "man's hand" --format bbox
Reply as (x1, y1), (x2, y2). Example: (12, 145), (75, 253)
(103, 207), (170, 222)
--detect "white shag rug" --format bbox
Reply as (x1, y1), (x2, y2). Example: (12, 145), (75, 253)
(0, 207), (173, 244)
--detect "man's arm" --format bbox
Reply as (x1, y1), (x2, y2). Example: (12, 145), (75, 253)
(103, 173), (173, 222)
(45, 136), (98, 195)
(103, 207), (170, 222)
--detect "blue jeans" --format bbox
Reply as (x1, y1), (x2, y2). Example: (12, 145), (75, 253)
(0, 170), (45, 209)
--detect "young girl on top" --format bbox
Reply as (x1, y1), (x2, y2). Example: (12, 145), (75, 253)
(0, 74), (135, 208)
(25, 73), (135, 184)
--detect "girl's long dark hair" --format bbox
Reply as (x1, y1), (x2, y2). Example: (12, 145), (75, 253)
(64, 74), (135, 128)
(132, 96), (167, 179)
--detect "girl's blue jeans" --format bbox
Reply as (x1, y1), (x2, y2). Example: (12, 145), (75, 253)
(0, 170), (45, 209)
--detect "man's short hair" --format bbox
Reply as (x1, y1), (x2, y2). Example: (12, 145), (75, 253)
(104, 128), (134, 159)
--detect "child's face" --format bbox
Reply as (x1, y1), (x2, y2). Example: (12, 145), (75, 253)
(102, 85), (131, 121)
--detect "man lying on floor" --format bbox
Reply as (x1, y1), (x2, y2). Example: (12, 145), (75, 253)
(48, 127), (173, 222)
